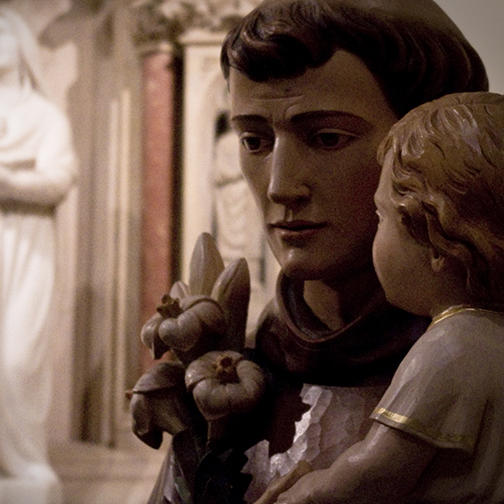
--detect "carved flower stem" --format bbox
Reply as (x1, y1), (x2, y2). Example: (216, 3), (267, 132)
(207, 417), (230, 445)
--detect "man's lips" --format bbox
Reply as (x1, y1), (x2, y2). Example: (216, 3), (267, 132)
(269, 220), (327, 231)
(268, 220), (327, 245)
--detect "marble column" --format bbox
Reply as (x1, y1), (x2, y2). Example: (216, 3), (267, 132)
(139, 42), (179, 371)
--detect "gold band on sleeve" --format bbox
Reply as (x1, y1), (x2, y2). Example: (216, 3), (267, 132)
(372, 407), (474, 451)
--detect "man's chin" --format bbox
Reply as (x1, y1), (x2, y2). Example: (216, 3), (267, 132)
(279, 260), (327, 282)
(279, 254), (375, 286)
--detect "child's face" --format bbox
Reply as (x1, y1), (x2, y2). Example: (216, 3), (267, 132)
(372, 154), (434, 316)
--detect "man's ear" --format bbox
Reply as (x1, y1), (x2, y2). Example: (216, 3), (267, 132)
(429, 248), (446, 273)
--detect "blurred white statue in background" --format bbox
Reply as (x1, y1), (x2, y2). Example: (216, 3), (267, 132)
(0, 6), (77, 503)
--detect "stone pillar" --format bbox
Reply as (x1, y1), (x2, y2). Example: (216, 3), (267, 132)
(139, 42), (179, 370)
(133, 0), (260, 372)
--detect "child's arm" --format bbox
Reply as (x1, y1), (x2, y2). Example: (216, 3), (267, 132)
(258, 422), (436, 504)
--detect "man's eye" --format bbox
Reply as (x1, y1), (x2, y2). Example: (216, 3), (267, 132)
(310, 129), (356, 149)
(240, 134), (272, 153)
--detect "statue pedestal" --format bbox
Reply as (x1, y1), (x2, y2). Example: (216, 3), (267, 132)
(0, 475), (62, 504)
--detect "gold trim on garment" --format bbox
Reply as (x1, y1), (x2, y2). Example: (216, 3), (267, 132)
(428, 304), (504, 329)
(372, 407), (474, 451)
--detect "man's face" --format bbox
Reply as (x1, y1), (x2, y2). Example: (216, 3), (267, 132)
(229, 51), (398, 282)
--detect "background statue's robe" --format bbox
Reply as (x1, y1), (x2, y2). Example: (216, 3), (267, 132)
(0, 89), (76, 501)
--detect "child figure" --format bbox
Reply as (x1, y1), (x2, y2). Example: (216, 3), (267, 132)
(258, 91), (504, 503)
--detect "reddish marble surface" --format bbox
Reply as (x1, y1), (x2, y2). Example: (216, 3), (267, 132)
(140, 48), (177, 370)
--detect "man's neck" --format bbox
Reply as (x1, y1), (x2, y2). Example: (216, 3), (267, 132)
(303, 266), (383, 331)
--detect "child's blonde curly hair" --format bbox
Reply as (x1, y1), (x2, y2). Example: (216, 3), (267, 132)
(378, 92), (504, 302)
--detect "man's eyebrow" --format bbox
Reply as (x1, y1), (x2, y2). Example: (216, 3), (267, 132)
(230, 114), (267, 125)
(290, 110), (372, 129)
(230, 111), (372, 130)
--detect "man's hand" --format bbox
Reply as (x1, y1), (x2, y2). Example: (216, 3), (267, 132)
(254, 461), (312, 504)
(256, 423), (436, 504)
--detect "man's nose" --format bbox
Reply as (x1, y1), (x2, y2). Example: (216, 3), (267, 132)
(267, 138), (310, 205)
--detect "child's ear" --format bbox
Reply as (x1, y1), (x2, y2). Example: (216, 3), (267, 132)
(429, 248), (446, 273)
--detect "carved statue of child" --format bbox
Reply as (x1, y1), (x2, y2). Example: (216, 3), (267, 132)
(259, 91), (504, 503)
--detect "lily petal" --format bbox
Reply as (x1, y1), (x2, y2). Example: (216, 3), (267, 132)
(140, 312), (170, 359)
(188, 233), (225, 296)
(158, 299), (227, 365)
(211, 258), (250, 351)
(169, 280), (190, 299)
(185, 350), (266, 421)
(158, 311), (202, 352)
